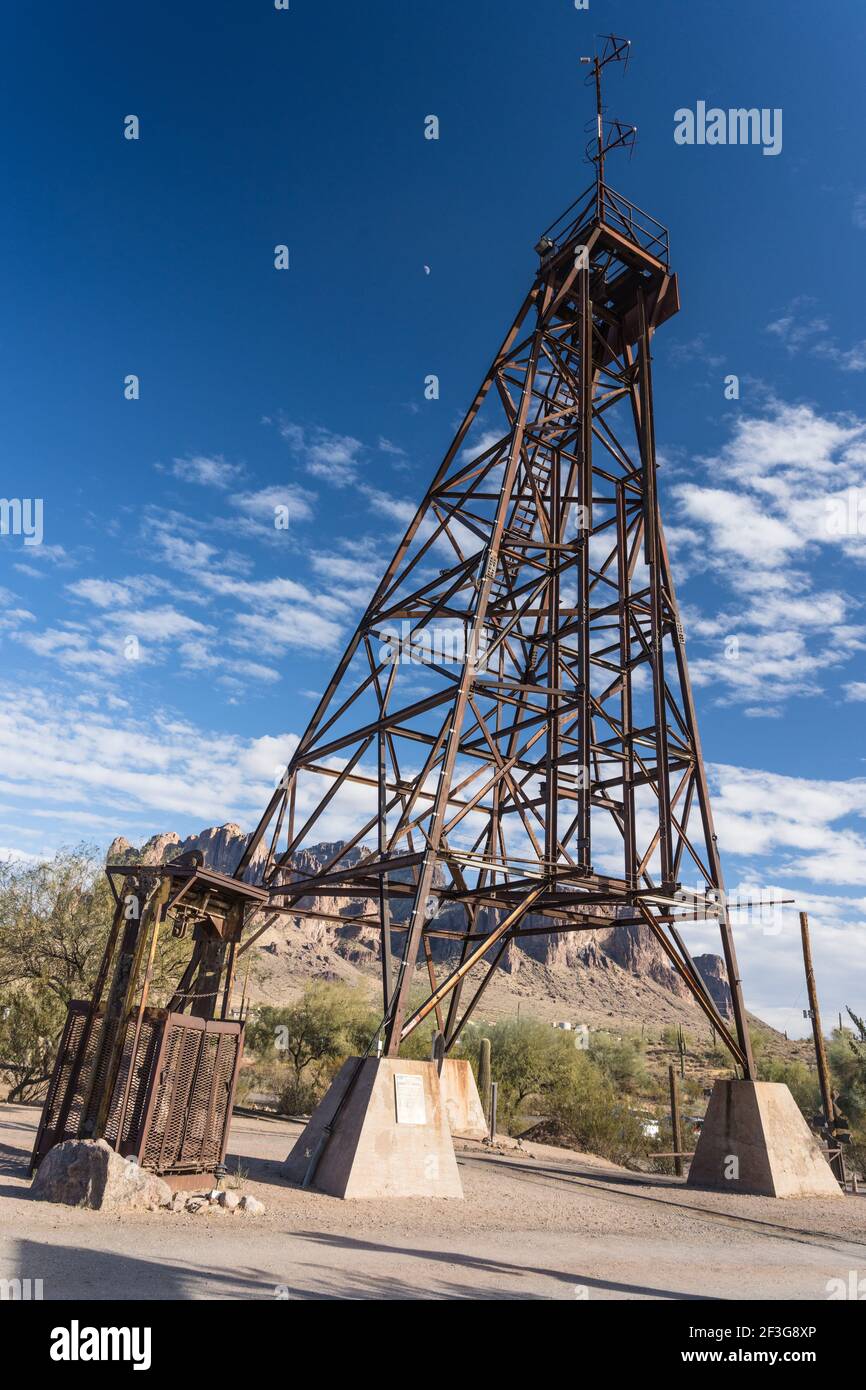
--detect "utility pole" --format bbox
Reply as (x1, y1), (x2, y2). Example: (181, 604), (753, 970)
(668, 1063), (684, 1177)
(799, 912), (845, 1186)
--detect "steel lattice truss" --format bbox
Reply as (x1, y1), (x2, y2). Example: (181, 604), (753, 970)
(236, 180), (756, 1078)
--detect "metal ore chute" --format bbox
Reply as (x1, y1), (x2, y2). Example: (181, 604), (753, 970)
(31, 858), (266, 1184)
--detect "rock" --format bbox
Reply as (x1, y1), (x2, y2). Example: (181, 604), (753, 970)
(31, 1139), (172, 1212)
(694, 953), (733, 1018)
(170, 1192), (186, 1213)
(218, 1190), (240, 1210)
(106, 835), (135, 864)
(238, 1194), (265, 1215)
(207, 1188), (222, 1204)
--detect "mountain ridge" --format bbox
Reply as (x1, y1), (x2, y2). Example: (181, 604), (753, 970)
(108, 822), (734, 1029)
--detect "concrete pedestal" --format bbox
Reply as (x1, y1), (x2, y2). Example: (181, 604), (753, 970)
(687, 1080), (842, 1198)
(439, 1058), (489, 1140)
(282, 1057), (463, 1199)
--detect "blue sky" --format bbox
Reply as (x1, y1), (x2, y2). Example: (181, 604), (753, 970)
(1, 0), (865, 1034)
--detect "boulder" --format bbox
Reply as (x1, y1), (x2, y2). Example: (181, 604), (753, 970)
(238, 1194), (265, 1215)
(31, 1139), (172, 1212)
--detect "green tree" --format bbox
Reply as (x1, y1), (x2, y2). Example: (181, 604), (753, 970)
(0, 847), (114, 1004)
(829, 1010), (866, 1124)
(0, 986), (66, 1101)
(0, 845), (193, 1102)
(588, 1031), (647, 1091)
(247, 985), (379, 1114)
(463, 1019), (582, 1133)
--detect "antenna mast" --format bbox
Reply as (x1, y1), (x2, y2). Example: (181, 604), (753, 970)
(579, 34), (635, 198)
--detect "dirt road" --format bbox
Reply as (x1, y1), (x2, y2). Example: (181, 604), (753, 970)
(2, 1104), (864, 1300)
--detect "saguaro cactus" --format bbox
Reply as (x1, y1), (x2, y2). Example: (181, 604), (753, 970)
(478, 1037), (492, 1121)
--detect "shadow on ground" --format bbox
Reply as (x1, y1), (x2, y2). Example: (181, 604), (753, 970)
(291, 1230), (713, 1300)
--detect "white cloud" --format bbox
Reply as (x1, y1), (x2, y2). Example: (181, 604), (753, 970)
(114, 606), (211, 642)
(232, 605), (344, 654)
(377, 437), (406, 458)
(279, 421), (365, 487)
(15, 626), (152, 676)
(0, 684), (295, 828)
(232, 484), (315, 525)
(167, 455), (244, 488)
(709, 762), (866, 886)
(814, 339), (866, 373)
(670, 401), (866, 708)
(67, 577), (167, 609)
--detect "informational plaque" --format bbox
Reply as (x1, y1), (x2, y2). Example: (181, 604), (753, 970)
(394, 1072), (427, 1126)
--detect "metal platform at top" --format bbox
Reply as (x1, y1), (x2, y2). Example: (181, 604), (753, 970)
(538, 179), (670, 271)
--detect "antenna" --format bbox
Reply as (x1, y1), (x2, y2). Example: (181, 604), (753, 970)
(579, 34), (636, 189)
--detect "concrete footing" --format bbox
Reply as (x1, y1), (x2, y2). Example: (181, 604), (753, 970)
(282, 1057), (463, 1199)
(439, 1058), (489, 1140)
(687, 1080), (842, 1198)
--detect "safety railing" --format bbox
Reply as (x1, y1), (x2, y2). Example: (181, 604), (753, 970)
(539, 180), (670, 268)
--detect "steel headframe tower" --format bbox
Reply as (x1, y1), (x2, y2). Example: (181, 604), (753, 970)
(236, 38), (756, 1080)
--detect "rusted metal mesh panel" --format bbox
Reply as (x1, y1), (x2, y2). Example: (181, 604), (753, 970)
(34, 1005), (241, 1178)
(63, 1015), (105, 1136)
(38, 1002), (88, 1138)
(32, 1002), (105, 1166)
(140, 1016), (241, 1175)
(103, 1015), (161, 1151)
(141, 1022), (200, 1170)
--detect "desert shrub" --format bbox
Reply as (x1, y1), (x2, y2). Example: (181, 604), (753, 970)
(246, 984), (379, 1115)
(829, 1013), (866, 1126)
(706, 1039), (730, 1067)
(395, 1015), (441, 1061)
(0, 985), (66, 1101)
(756, 1055), (820, 1115)
(462, 1018), (581, 1133)
(461, 1018), (651, 1159)
(544, 1058), (650, 1166)
(588, 1031), (647, 1091)
(277, 1072), (323, 1117)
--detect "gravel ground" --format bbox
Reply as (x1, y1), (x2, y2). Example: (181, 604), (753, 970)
(2, 1103), (865, 1300)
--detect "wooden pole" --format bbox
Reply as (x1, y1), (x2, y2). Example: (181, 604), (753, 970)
(799, 912), (845, 1186)
(668, 1064), (684, 1177)
(800, 912), (846, 1185)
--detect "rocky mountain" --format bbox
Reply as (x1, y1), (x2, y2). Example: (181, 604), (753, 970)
(107, 824), (733, 1025)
